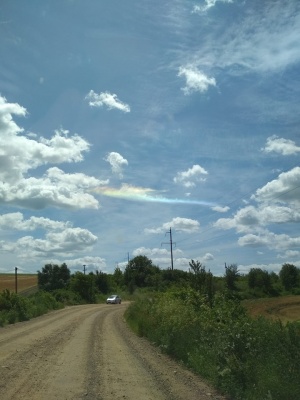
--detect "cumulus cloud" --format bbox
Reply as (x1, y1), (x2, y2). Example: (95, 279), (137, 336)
(262, 135), (300, 156)
(238, 230), (300, 251)
(178, 66), (216, 95)
(174, 164), (208, 187)
(132, 247), (184, 269)
(16, 227), (97, 258)
(63, 256), (107, 271)
(252, 167), (300, 205)
(215, 204), (300, 234)
(214, 167), (300, 255)
(202, 253), (214, 261)
(0, 212), (70, 231)
(193, 0), (233, 13)
(0, 96), (103, 210)
(145, 217), (200, 234)
(85, 90), (130, 112)
(104, 152), (128, 178)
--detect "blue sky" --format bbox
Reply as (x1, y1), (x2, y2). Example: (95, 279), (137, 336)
(0, 0), (300, 275)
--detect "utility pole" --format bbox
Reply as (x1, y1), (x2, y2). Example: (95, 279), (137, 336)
(15, 267), (18, 294)
(162, 228), (175, 270)
(83, 264), (86, 275)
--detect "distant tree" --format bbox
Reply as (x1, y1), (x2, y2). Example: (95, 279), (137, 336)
(124, 255), (160, 292)
(279, 263), (299, 291)
(189, 260), (215, 306)
(189, 260), (207, 292)
(224, 264), (239, 291)
(94, 271), (110, 294)
(70, 272), (96, 303)
(248, 268), (272, 293)
(37, 263), (71, 291)
(113, 266), (124, 288)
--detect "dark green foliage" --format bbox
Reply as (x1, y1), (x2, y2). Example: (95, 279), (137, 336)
(248, 268), (273, 294)
(124, 255), (160, 292)
(94, 271), (110, 294)
(37, 263), (71, 291)
(70, 272), (97, 303)
(125, 291), (300, 400)
(279, 263), (299, 291)
(189, 259), (215, 306)
(0, 289), (63, 326)
(113, 266), (124, 288)
(225, 263), (239, 291)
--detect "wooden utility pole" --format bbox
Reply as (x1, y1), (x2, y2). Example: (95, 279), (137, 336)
(162, 228), (175, 270)
(15, 267), (18, 294)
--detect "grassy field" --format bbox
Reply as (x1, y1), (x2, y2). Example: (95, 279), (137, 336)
(0, 274), (38, 294)
(243, 295), (300, 323)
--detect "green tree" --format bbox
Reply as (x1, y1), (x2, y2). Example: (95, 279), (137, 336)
(113, 266), (124, 288)
(248, 268), (272, 293)
(224, 263), (239, 291)
(70, 272), (96, 303)
(37, 263), (71, 291)
(95, 271), (110, 294)
(279, 263), (299, 291)
(124, 255), (160, 292)
(189, 259), (215, 306)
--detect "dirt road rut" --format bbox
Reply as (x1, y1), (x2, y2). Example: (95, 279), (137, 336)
(0, 303), (226, 400)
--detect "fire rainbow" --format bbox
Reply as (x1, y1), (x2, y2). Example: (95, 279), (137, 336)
(92, 184), (216, 207)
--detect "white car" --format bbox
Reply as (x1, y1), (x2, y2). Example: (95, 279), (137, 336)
(106, 294), (122, 304)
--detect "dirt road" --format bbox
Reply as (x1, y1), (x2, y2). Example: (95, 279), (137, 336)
(0, 303), (226, 400)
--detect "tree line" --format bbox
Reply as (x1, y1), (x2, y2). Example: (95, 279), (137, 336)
(36, 256), (300, 303)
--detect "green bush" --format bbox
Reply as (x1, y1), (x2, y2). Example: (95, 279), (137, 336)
(0, 289), (63, 325)
(125, 290), (300, 400)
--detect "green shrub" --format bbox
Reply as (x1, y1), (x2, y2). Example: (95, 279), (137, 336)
(125, 290), (300, 400)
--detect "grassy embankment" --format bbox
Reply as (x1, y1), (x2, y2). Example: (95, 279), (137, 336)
(125, 290), (300, 400)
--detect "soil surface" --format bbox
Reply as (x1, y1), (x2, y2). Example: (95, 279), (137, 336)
(0, 303), (226, 400)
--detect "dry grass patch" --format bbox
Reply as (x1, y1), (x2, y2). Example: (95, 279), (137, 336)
(0, 274), (38, 293)
(243, 295), (300, 323)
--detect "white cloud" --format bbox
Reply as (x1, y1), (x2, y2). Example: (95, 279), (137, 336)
(191, 1), (300, 75)
(211, 205), (230, 213)
(63, 257), (107, 271)
(238, 230), (300, 251)
(0, 212), (70, 231)
(104, 152), (128, 178)
(215, 204), (300, 234)
(252, 167), (300, 205)
(193, 0), (233, 13)
(85, 90), (130, 112)
(214, 167), (300, 255)
(262, 135), (300, 156)
(202, 252), (214, 261)
(174, 164), (208, 187)
(178, 66), (216, 95)
(0, 96), (103, 210)
(145, 217), (200, 234)
(16, 228), (97, 258)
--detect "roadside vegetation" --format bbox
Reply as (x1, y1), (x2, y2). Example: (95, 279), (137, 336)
(0, 256), (300, 399)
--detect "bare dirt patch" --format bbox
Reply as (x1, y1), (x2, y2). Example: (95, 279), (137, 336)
(0, 303), (226, 400)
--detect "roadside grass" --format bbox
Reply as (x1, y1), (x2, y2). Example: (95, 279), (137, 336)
(125, 290), (300, 400)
